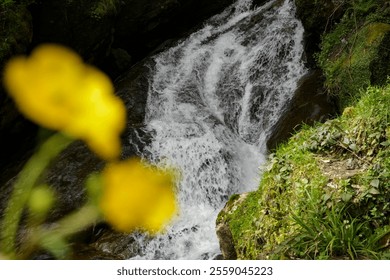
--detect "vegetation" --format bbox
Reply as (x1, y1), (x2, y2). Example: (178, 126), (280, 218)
(0, 0), (121, 64)
(316, 0), (390, 108)
(0, 0), (34, 63)
(90, 0), (120, 19)
(220, 83), (390, 259)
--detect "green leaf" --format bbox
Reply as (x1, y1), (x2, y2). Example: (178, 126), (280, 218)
(280, 166), (288, 172)
(322, 193), (332, 202)
(349, 143), (357, 151)
(341, 193), (353, 202)
(85, 173), (103, 205)
(380, 140), (390, 147)
(370, 179), (380, 188)
(343, 137), (350, 145)
(40, 234), (69, 259)
(368, 188), (380, 195)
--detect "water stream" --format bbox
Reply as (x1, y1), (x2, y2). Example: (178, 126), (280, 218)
(131, 0), (307, 259)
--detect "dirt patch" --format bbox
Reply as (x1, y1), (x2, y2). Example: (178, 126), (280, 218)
(316, 156), (368, 180)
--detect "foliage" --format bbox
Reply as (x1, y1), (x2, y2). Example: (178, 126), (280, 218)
(316, 0), (390, 109)
(90, 0), (120, 19)
(222, 83), (390, 259)
(0, 0), (14, 6)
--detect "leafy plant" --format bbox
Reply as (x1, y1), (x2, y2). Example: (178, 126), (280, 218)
(289, 206), (371, 259)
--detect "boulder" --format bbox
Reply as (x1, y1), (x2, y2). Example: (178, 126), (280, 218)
(216, 193), (249, 260)
(266, 70), (336, 150)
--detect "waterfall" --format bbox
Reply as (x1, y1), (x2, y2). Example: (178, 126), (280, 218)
(131, 0), (307, 259)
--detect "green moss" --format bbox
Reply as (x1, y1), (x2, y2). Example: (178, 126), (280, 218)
(216, 193), (240, 225)
(90, 0), (120, 19)
(318, 21), (390, 108)
(223, 83), (390, 259)
(316, 1), (390, 109)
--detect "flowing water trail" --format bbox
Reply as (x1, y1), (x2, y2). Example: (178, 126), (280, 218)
(131, 0), (307, 259)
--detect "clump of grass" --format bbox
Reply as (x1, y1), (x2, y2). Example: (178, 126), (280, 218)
(291, 206), (371, 259)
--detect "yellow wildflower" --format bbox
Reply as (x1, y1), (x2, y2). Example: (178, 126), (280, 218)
(100, 158), (177, 234)
(3, 44), (126, 160)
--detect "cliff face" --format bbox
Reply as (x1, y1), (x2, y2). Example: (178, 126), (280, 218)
(216, 0), (390, 260)
(30, 0), (236, 73)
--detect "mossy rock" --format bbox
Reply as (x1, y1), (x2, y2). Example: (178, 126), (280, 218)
(320, 21), (390, 108)
(370, 29), (390, 85)
(219, 83), (390, 259)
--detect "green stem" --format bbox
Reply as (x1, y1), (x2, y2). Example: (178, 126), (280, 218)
(46, 203), (101, 238)
(21, 203), (102, 260)
(0, 133), (73, 258)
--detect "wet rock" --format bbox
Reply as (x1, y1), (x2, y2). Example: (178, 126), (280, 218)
(114, 0), (235, 62)
(86, 230), (142, 260)
(71, 244), (123, 260)
(266, 70), (337, 151)
(370, 30), (390, 85)
(216, 193), (248, 260)
(30, 0), (114, 66)
(44, 141), (104, 220)
(106, 48), (133, 78)
(216, 223), (237, 260)
(30, 0), (235, 76)
(295, 0), (344, 67)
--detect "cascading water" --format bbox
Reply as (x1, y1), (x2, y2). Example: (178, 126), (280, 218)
(131, 0), (307, 259)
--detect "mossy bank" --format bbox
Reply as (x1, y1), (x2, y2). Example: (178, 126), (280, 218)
(217, 0), (390, 260)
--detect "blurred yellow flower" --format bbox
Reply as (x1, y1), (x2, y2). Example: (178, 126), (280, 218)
(3, 44), (126, 160)
(100, 158), (177, 234)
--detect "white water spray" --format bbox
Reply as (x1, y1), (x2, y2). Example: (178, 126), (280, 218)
(131, 0), (307, 259)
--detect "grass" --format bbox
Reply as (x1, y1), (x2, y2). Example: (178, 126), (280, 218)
(221, 83), (390, 259)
